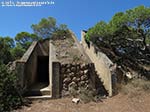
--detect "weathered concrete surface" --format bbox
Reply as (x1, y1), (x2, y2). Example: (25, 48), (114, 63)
(15, 62), (25, 91)
(51, 62), (61, 98)
(20, 41), (38, 62)
(16, 41), (38, 90)
(69, 30), (91, 63)
(52, 30), (91, 64)
(37, 39), (49, 56)
(81, 31), (113, 96)
(49, 41), (60, 98)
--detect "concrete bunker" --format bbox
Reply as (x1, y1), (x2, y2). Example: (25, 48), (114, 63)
(15, 30), (114, 99)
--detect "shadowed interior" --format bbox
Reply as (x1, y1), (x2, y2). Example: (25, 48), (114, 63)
(37, 56), (49, 84)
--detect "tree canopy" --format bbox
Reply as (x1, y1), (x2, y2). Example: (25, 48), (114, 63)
(85, 5), (150, 79)
(0, 37), (14, 64)
(15, 32), (39, 49)
(31, 17), (68, 39)
(86, 5), (150, 49)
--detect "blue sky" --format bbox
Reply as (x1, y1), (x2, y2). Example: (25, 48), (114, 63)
(0, 0), (150, 40)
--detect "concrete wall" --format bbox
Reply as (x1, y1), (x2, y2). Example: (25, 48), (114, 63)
(37, 39), (49, 56)
(24, 46), (38, 88)
(69, 30), (91, 63)
(15, 62), (25, 91)
(16, 41), (38, 90)
(51, 62), (61, 98)
(81, 31), (113, 96)
(49, 41), (61, 98)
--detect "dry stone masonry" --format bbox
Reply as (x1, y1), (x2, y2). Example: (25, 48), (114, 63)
(60, 63), (107, 97)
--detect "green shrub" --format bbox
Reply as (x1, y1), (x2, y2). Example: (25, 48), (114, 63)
(0, 64), (23, 111)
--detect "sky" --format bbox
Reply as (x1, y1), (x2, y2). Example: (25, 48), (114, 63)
(0, 0), (150, 40)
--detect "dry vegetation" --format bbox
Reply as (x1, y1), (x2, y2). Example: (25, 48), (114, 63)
(14, 77), (150, 112)
(120, 78), (150, 96)
(14, 90), (150, 112)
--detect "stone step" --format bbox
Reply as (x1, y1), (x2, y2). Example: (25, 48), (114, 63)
(26, 95), (52, 100)
(25, 83), (51, 96)
(40, 86), (51, 95)
(26, 86), (51, 96)
(25, 89), (51, 96)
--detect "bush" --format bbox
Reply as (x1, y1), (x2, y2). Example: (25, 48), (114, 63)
(131, 79), (150, 91)
(79, 87), (97, 103)
(51, 30), (71, 40)
(0, 64), (23, 111)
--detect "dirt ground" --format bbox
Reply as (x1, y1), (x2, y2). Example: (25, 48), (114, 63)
(14, 91), (150, 112)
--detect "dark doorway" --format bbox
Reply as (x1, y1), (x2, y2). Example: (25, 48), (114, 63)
(25, 56), (50, 96)
(37, 56), (49, 83)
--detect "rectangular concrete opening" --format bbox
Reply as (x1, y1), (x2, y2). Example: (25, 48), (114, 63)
(31, 56), (50, 96)
(25, 56), (50, 96)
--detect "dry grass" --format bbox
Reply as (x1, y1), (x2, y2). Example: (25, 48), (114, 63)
(120, 78), (150, 96)
(15, 79), (150, 112)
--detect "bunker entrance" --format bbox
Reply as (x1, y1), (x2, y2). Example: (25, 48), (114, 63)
(37, 56), (49, 84)
(25, 56), (50, 96)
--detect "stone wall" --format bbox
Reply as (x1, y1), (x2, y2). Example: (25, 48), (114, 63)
(61, 63), (102, 96)
(81, 30), (113, 96)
